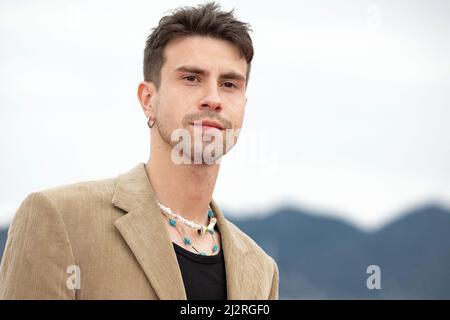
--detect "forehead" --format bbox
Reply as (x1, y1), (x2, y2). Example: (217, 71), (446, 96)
(161, 35), (247, 77)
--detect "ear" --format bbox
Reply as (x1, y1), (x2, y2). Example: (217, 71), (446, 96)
(137, 81), (157, 119)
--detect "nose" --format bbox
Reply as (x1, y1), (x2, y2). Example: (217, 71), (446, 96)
(199, 83), (222, 112)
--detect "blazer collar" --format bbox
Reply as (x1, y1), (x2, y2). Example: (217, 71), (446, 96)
(111, 163), (253, 299)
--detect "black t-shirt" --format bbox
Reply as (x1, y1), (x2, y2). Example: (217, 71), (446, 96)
(173, 240), (227, 300)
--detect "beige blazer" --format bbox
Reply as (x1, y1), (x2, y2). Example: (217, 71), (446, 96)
(0, 163), (279, 300)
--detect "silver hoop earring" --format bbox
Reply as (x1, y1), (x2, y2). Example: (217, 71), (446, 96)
(147, 118), (155, 129)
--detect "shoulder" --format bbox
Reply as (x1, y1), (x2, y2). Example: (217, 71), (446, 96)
(29, 178), (117, 210)
(38, 176), (117, 206)
(14, 176), (119, 230)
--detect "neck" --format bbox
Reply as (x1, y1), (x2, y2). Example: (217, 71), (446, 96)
(145, 132), (220, 227)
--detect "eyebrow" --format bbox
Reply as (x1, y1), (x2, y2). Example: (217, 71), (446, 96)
(174, 65), (246, 83)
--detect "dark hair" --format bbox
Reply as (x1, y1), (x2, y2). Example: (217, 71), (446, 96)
(143, 1), (253, 88)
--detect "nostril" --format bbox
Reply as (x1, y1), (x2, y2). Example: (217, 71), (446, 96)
(200, 103), (221, 111)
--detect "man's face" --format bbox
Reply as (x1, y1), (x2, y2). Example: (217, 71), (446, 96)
(150, 35), (248, 162)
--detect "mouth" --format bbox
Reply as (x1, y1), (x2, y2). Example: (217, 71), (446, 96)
(190, 120), (225, 130)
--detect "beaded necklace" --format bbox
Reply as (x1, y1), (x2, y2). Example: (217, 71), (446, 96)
(157, 202), (217, 236)
(158, 202), (219, 256)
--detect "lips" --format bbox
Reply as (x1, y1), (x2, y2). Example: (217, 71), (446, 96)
(191, 120), (225, 130)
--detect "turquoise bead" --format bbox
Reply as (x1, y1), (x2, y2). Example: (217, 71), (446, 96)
(169, 219), (176, 227)
(200, 252), (207, 256)
(213, 244), (218, 252)
(184, 236), (191, 245)
(208, 210), (214, 218)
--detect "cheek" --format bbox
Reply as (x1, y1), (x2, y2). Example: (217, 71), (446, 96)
(158, 93), (191, 128)
(228, 97), (246, 127)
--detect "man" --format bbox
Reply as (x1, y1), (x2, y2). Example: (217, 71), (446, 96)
(0, 2), (279, 300)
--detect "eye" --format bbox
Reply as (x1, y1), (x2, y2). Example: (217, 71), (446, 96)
(222, 81), (238, 89)
(182, 75), (199, 83)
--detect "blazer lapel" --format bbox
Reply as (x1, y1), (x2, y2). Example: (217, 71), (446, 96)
(111, 163), (186, 300)
(210, 200), (264, 300)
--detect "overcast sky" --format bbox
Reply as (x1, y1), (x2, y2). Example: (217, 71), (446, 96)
(1, 0), (449, 230)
